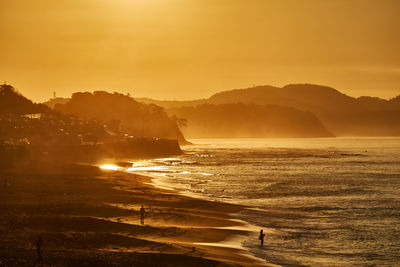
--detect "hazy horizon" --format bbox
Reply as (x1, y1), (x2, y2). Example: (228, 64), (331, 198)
(1, 0), (400, 102)
(4, 82), (400, 104)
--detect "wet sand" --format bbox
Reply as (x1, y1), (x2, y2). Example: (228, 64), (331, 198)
(0, 163), (271, 266)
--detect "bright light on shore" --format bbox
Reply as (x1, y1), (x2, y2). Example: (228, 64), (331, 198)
(100, 164), (121, 171)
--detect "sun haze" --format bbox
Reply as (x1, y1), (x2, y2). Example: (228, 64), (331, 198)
(1, 0), (399, 102)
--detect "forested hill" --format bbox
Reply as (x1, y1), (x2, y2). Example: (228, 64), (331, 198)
(0, 84), (49, 115)
(53, 91), (189, 144)
(168, 103), (333, 138)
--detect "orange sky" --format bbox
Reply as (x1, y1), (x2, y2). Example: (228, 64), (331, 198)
(1, 0), (399, 102)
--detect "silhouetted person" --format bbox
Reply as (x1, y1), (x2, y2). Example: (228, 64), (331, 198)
(140, 205), (145, 225)
(36, 236), (43, 265)
(258, 229), (265, 247)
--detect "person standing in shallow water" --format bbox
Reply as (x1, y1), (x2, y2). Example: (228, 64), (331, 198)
(140, 205), (145, 225)
(259, 229), (265, 247)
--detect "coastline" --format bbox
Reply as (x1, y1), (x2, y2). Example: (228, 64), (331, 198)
(0, 162), (272, 266)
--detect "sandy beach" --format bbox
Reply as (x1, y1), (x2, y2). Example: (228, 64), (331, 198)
(0, 163), (270, 266)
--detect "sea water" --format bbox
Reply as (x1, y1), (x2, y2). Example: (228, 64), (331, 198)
(126, 138), (400, 266)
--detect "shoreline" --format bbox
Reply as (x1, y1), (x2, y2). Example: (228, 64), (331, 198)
(0, 162), (272, 266)
(104, 166), (271, 266)
(106, 161), (273, 264)
(99, 157), (280, 267)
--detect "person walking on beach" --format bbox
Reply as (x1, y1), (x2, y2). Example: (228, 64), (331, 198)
(258, 229), (265, 247)
(140, 205), (145, 225)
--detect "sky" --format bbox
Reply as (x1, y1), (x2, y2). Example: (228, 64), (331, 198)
(1, 0), (400, 102)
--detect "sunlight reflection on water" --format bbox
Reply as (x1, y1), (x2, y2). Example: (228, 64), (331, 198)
(100, 164), (121, 171)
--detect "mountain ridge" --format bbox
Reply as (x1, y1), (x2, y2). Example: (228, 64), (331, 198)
(138, 83), (400, 137)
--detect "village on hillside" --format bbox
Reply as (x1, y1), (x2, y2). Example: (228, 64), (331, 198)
(0, 84), (182, 168)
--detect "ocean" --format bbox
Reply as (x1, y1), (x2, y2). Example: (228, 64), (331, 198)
(124, 138), (400, 266)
